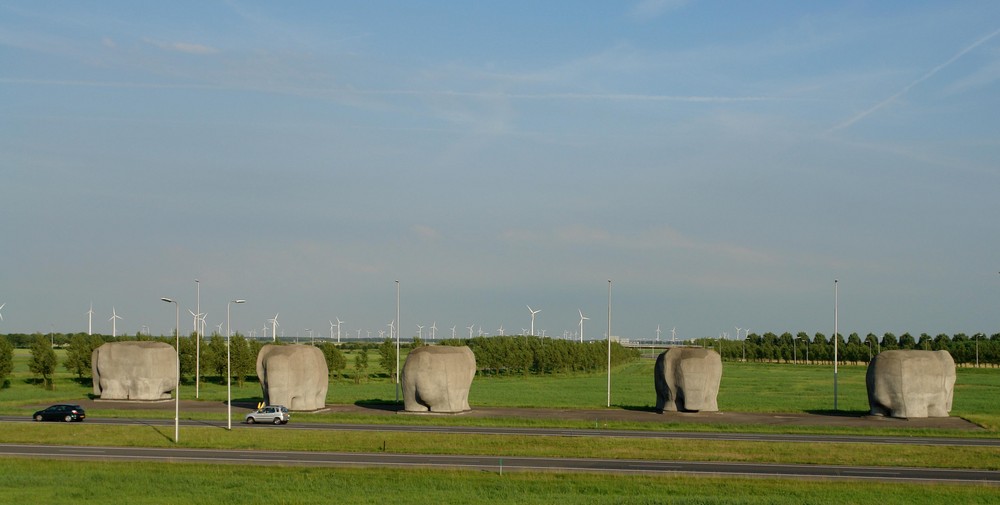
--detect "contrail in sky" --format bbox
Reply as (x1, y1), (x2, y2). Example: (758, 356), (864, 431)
(831, 26), (1000, 132)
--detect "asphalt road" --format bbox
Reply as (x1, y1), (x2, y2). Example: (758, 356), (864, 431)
(1, 443), (997, 484)
(3, 415), (998, 448)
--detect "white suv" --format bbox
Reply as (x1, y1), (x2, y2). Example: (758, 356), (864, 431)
(244, 405), (289, 425)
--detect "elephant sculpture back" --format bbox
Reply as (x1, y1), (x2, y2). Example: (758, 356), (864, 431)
(866, 349), (955, 418)
(654, 347), (722, 412)
(92, 341), (177, 400)
(401, 345), (476, 413)
(256, 344), (329, 411)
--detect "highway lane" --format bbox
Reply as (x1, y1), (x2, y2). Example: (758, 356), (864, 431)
(3, 415), (998, 448)
(1, 443), (997, 484)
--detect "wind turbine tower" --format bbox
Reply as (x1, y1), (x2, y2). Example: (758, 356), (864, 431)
(87, 303), (94, 335)
(268, 314), (279, 342)
(109, 307), (122, 338)
(527, 305), (540, 336)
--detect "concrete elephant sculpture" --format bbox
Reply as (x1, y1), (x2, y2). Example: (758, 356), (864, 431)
(92, 341), (176, 400)
(866, 350), (955, 418)
(654, 348), (722, 412)
(256, 344), (328, 411)
(401, 345), (476, 413)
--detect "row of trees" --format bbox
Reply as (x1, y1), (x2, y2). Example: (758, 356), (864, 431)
(691, 332), (1000, 366)
(437, 335), (640, 376)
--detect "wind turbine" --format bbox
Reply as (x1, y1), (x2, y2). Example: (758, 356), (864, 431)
(387, 320), (395, 341)
(671, 327), (677, 344)
(336, 318), (343, 343)
(450, 325), (456, 339)
(109, 307), (122, 337)
(578, 309), (589, 343)
(188, 310), (205, 336)
(656, 324), (661, 343)
(430, 322), (437, 340)
(215, 322), (224, 335)
(87, 303), (94, 335)
(527, 305), (540, 336)
(268, 314), (279, 342)
(498, 325), (504, 336)
(0, 302), (5, 322)
(329, 320), (335, 341)
(467, 324), (474, 338)
(416, 324), (424, 340)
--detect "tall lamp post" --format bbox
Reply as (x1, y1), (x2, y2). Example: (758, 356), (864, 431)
(607, 279), (612, 408)
(395, 280), (400, 403)
(833, 279), (839, 411)
(160, 297), (180, 443)
(976, 333), (980, 368)
(195, 279), (201, 399)
(227, 299), (245, 430)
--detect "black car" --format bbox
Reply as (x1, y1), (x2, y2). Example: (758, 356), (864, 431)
(33, 404), (86, 422)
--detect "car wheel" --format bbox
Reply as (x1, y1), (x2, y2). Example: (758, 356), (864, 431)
(246, 417), (255, 424)
(272, 417), (281, 425)
(64, 415), (73, 422)
(34, 414), (43, 422)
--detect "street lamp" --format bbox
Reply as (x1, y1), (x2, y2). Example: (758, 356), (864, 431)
(833, 279), (839, 411)
(792, 332), (799, 365)
(160, 297), (180, 443)
(801, 334), (809, 365)
(227, 299), (245, 431)
(195, 279), (200, 399)
(607, 279), (612, 408)
(395, 280), (400, 403)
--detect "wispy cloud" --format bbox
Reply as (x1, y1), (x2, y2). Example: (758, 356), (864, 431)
(831, 26), (1000, 132)
(628, 0), (690, 22)
(410, 224), (441, 240)
(0, 77), (224, 90)
(142, 37), (219, 55)
(502, 224), (779, 265)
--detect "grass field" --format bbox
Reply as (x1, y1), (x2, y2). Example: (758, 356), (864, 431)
(1, 459), (997, 505)
(2, 347), (999, 501)
(5, 349), (996, 429)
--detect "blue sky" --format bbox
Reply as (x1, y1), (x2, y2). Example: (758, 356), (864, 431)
(2, 1), (999, 341)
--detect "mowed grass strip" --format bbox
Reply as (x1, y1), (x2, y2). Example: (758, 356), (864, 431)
(0, 458), (996, 505)
(3, 423), (998, 470)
